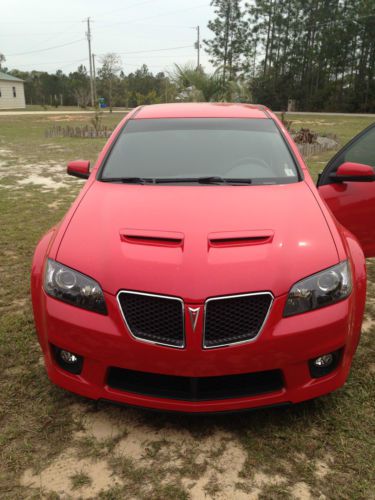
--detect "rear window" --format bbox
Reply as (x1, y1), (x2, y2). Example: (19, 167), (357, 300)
(100, 118), (300, 184)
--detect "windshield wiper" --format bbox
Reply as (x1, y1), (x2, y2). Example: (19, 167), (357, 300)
(101, 176), (253, 185)
(101, 177), (154, 184)
(198, 176), (253, 184)
(154, 176), (252, 185)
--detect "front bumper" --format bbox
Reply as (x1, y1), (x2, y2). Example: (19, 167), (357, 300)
(35, 291), (360, 413)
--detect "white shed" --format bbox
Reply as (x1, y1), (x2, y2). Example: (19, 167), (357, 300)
(0, 71), (26, 109)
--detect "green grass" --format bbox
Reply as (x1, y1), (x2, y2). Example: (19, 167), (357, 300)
(0, 111), (374, 499)
(70, 471), (92, 490)
(0, 105), (131, 112)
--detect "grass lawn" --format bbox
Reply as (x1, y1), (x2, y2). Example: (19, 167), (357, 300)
(0, 112), (374, 499)
(0, 105), (131, 113)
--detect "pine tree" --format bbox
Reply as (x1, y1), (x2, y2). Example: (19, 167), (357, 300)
(204, 0), (247, 84)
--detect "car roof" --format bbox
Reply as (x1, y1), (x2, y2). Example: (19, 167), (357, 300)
(133, 102), (269, 120)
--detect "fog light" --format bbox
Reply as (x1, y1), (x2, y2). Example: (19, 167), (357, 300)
(313, 354), (333, 368)
(309, 348), (343, 378)
(60, 350), (79, 364)
(51, 345), (83, 375)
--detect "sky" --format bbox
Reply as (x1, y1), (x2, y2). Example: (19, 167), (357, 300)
(0, 0), (215, 75)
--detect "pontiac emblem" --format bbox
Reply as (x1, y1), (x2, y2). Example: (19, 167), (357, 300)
(188, 307), (200, 332)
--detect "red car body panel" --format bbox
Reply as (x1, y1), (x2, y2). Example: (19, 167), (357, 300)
(31, 103), (373, 413)
(132, 102), (268, 120)
(319, 182), (375, 257)
(56, 181), (339, 301)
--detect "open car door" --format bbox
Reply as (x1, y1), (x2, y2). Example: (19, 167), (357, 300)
(317, 123), (375, 258)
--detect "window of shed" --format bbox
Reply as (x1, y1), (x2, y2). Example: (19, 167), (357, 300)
(12, 87), (16, 97)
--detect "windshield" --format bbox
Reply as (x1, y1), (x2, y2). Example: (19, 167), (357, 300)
(100, 118), (300, 184)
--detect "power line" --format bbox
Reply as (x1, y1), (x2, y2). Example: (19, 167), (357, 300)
(6, 38), (85, 57)
(94, 2), (210, 30)
(0, 31), (82, 37)
(96, 44), (193, 57)
(122, 54), (194, 59)
(0, 19), (81, 25)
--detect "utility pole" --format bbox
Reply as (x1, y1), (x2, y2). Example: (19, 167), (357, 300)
(85, 17), (94, 107)
(92, 53), (97, 105)
(194, 25), (201, 70)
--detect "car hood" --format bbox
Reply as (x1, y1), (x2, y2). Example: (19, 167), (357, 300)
(56, 181), (339, 300)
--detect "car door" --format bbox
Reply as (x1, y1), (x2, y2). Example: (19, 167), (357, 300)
(317, 123), (375, 257)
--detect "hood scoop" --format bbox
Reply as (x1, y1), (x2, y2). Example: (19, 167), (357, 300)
(120, 229), (184, 247)
(208, 230), (274, 248)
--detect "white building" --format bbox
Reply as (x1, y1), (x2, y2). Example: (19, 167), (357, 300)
(0, 72), (26, 109)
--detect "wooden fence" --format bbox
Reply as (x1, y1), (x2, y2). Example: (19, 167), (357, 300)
(296, 141), (337, 158)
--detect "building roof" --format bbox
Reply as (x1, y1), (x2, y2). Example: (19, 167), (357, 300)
(0, 71), (24, 82)
(135, 102), (268, 120)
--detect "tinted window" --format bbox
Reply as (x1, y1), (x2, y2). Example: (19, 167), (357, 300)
(101, 118), (299, 184)
(344, 126), (375, 168)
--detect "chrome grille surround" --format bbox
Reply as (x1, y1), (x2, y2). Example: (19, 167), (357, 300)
(117, 290), (273, 350)
(117, 290), (185, 349)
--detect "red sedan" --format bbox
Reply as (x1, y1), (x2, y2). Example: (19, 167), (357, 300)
(31, 103), (375, 413)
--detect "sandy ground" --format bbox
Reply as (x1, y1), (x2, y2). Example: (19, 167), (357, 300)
(20, 405), (329, 499)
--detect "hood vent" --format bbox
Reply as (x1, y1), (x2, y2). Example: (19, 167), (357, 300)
(209, 230), (274, 248)
(120, 229), (184, 247)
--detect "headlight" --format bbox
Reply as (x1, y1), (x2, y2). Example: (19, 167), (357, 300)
(44, 259), (107, 314)
(284, 261), (352, 317)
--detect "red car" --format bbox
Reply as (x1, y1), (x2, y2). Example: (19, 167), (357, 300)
(31, 104), (375, 413)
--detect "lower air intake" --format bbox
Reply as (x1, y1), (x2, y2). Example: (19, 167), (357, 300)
(107, 367), (284, 401)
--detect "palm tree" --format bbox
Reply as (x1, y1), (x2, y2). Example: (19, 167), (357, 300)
(172, 64), (226, 102)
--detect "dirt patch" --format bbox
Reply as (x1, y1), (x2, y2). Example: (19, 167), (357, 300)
(47, 200), (62, 209)
(21, 449), (121, 498)
(0, 160), (78, 190)
(362, 317), (375, 332)
(291, 481), (312, 499)
(3, 249), (18, 260)
(12, 298), (28, 308)
(17, 173), (68, 190)
(47, 114), (90, 122)
(291, 120), (336, 126)
(182, 438), (248, 499)
(23, 406), (274, 499)
(74, 410), (126, 441)
(314, 455), (333, 479)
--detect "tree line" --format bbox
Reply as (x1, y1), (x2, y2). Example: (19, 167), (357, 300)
(205, 0), (375, 112)
(3, 59), (175, 109)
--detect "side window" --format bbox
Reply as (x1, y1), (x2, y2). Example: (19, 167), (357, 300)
(343, 126), (375, 168)
(318, 124), (375, 186)
(12, 86), (16, 98)
(0, 88), (2, 97)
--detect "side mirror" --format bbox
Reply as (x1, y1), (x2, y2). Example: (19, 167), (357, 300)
(67, 160), (90, 179)
(331, 162), (375, 183)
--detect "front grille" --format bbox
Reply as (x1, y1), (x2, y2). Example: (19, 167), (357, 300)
(204, 293), (273, 348)
(107, 367), (284, 401)
(118, 291), (184, 348)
